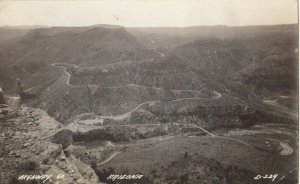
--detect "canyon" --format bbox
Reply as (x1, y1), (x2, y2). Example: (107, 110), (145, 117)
(0, 24), (298, 184)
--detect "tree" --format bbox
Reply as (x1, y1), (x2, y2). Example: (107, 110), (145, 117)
(184, 152), (188, 158)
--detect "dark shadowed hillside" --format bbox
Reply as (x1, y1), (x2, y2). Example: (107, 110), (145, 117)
(172, 30), (298, 98)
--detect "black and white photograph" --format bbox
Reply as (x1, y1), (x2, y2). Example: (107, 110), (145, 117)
(0, 0), (298, 183)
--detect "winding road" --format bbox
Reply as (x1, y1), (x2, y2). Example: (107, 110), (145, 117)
(262, 96), (297, 118)
(265, 138), (294, 155)
(47, 63), (294, 167)
(97, 151), (122, 166)
(52, 63), (222, 122)
(90, 90), (220, 121)
(52, 63), (221, 96)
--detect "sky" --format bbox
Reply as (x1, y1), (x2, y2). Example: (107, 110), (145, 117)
(0, 0), (298, 27)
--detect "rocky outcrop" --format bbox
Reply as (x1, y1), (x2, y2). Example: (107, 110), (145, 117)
(0, 105), (102, 184)
(45, 151), (100, 184)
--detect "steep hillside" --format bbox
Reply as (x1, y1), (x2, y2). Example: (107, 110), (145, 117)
(69, 57), (226, 91)
(0, 25), (158, 93)
(16, 57), (256, 130)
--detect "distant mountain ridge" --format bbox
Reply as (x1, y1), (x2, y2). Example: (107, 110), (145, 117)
(0, 26), (158, 67)
(127, 24), (297, 49)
